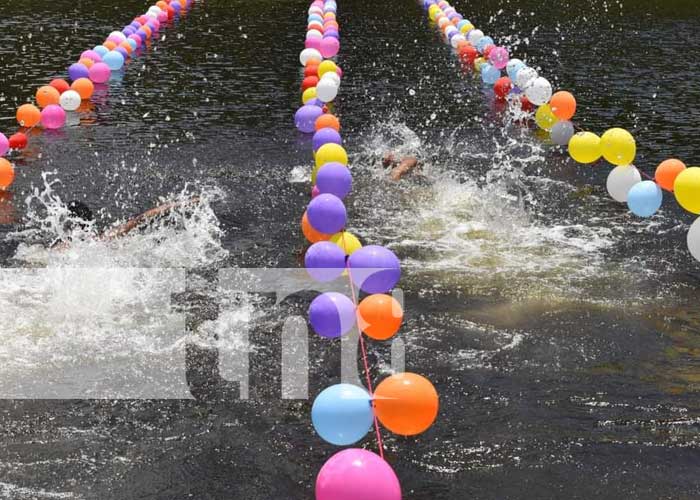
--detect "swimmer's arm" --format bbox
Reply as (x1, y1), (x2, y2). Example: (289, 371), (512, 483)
(102, 196), (201, 240)
(390, 157), (419, 181)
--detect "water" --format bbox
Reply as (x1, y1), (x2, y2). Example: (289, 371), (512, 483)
(1, 0), (700, 498)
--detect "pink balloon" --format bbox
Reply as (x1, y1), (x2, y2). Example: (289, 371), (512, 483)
(128, 34), (143, 48)
(489, 46), (510, 70)
(157, 11), (168, 22)
(315, 449), (401, 500)
(335, 65), (343, 78)
(107, 34), (123, 45)
(89, 62), (111, 84)
(312, 185), (320, 198)
(81, 50), (103, 63)
(320, 37), (340, 58)
(41, 105), (66, 130)
(0, 133), (8, 156)
(306, 37), (322, 51)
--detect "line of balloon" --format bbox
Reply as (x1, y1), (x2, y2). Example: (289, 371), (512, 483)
(295, 3), (438, 499)
(420, 0), (700, 263)
(0, 0), (195, 192)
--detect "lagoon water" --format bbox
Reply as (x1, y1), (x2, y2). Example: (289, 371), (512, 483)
(0, 0), (699, 498)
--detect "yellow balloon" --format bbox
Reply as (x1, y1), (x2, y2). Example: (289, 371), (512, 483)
(330, 231), (362, 255)
(318, 60), (337, 78)
(460, 22), (474, 34)
(473, 57), (485, 72)
(302, 87), (317, 104)
(674, 167), (700, 214)
(568, 132), (602, 164)
(315, 143), (348, 169)
(428, 6), (441, 20)
(535, 104), (558, 131)
(600, 127), (636, 166)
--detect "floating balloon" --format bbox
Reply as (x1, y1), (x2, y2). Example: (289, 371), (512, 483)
(549, 91), (576, 120)
(36, 86), (60, 108)
(0, 159), (15, 190)
(68, 63), (90, 82)
(312, 384), (373, 445)
(320, 71), (341, 88)
(316, 78), (339, 102)
(305, 240), (346, 282)
(688, 217), (700, 262)
(301, 75), (319, 92)
(374, 372), (439, 436)
(357, 294), (403, 340)
(103, 51), (125, 71)
(506, 58), (525, 80)
(40, 104), (66, 129)
(475, 36), (494, 54)
(59, 90), (82, 111)
(88, 62), (111, 83)
(316, 161), (351, 199)
(347, 245), (401, 294)
(307, 193), (347, 234)
(309, 292), (356, 338)
(535, 104), (557, 131)
(480, 63), (500, 85)
(300, 48), (323, 66)
(489, 46), (509, 69)
(320, 37), (340, 58)
(655, 159), (686, 192)
(514, 66), (537, 90)
(302, 86), (318, 104)
(568, 132), (602, 164)
(16, 104), (41, 128)
(315, 113), (340, 132)
(606, 165), (641, 202)
(330, 231), (362, 255)
(674, 167), (700, 214)
(93, 45), (109, 57)
(49, 79), (71, 94)
(315, 449), (401, 500)
(467, 28), (484, 45)
(295, 104), (324, 133)
(493, 76), (512, 99)
(306, 37), (322, 51)
(627, 180), (662, 217)
(525, 77), (552, 106)
(302, 211), (331, 243)
(0, 134), (7, 157)
(79, 57), (95, 69)
(315, 143), (348, 169)
(450, 34), (466, 49)
(550, 120), (575, 146)
(8, 133), (27, 150)
(600, 128), (636, 166)
(317, 60), (337, 78)
(71, 78), (94, 100)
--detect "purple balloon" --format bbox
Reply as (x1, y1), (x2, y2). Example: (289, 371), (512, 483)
(316, 162), (352, 199)
(305, 241), (346, 282)
(295, 104), (324, 133)
(309, 292), (356, 338)
(323, 30), (340, 40)
(307, 194), (346, 234)
(136, 29), (148, 41)
(171, 2), (181, 11)
(123, 27), (135, 36)
(347, 245), (401, 293)
(115, 47), (130, 60)
(306, 98), (324, 108)
(68, 63), (89, 82)
(312, 128), (342, 151)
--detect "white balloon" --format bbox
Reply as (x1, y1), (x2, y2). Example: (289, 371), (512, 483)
(467, 29), (484, 46)
(109, 31), (126, 42)
(550, 121), (574, 146)
(59, 90), (82, 112)
(321, 71), (341, 87)
(444, 26), (458, 40)
(688, 217), (700, 262)
(525, 76), (552, 106)
(606, 165), (642, 203)
(317, 79), (339, 103)
(514, 66), (537, 90)
(148, 6), (162, 14)
(307, 29), (323, 40)
(450, 34), (466, 48)
(300, 48), (322, 66)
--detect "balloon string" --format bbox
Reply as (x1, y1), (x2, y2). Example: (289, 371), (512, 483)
(340, 230), (386, 460)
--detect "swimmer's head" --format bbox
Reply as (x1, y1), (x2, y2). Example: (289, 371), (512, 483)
(67, 200), (93, 223)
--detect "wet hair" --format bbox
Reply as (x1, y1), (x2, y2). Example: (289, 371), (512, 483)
(67, 200), (94, 222)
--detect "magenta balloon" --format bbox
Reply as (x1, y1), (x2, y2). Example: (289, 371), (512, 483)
(0, 133), (8, 156)
(489, 46), (510, 70)
(157, 11), (168, 22)
(311, 185), (320, 198)
(88, 63), (111, 83)
(320, 37), (340, 58)
(335, 66), (343, 78)
(107, 34), (123, 45)
(306, 37), (322, 51)
(316, 449), (401, 500)
(41, 105), (66, 130)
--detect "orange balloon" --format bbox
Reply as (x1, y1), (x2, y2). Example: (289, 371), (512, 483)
(178, 0), (187, 9)
(71, 78), (94, 100)
(305, 57), (322, 68)
(103, 41), (117, 50)
(36, 86), (60, 108)
(302, 211), (331, 243)
(0, 159), (15, 190)
(374, 373), (438, 436)
(549, 91), (576, 121)
(79, 57), (95, 68)
(119, 41), (133, 54)
(357, 294), (403, 340)
(655, 159), (686, 192)
(141, 25), (152, 38)
(315, 113), (340, 132)
(16, 104), (42, 127)
(156, 0), (168, 9)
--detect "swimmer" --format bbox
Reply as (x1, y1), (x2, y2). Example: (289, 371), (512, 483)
(383, 152), (419, 181)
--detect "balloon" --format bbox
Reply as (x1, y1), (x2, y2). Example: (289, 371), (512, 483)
(674, 167), (700, 214)
(103, 51), (125, 71)
(307, 193), (347, 234)
(36, 86), (60, 108)
(316, 78), (339, 102)
(0, 134), (8, 157)
(302, 211), (331, 243)
(59, 90), (81, 111)
(357, 294), (403, 340)
(315, 113), (340, 132)
(600, 128), (636, 166)
(71, 78), (94, 100)
(655, 159), (686, 192)
(550, 120), (575, 146)
(607, 165), (642, 202)
(330, 231), (362, 255)
(78, 57), (95, 69)
(458, 44), (478, 65)
(8, 133), (27, 150)
(480, 63), (500, 85)
(374, 372), (439, 435)
(40, 104), (66, 129)
(550, 91), (576, 120)
(467, 28), (484, 45)
(309, 292), (356, 338)
(347, 245), (401, 294)
(304, 63), (321, 78)
(307, 29), (323, 40)
(301, 76), (319, 92)
(568, 132), (602, 164)
(306, 37), (322, 51)
(450, 34), (466, 49)
(320, 37), (340, 58)
(514, 66), (537, 90)
(300, 48), (323, 66)
(476, 36), (494, 54)
(315, 449), (401, 500)
(317, 60), (337, 78)
(68, 63), (90, 82)
(627, 181), (662, 217)
(320, 71), (341, 87)
(506, 58), (525, 80)
(109, 30), (126, 42)
(535, 104), (558, 131)
(312, 384), (373, 445)
(525, 77), (552, 106)
(81, 50), (103, 63)
(489, 46), (509, 69)
(49, 78), (70, 94)
(315, 143), (348, 168)
(688, 217), (700, 262)
(93, 45), (109, 57)
(302, 86), (318, 104)
(316, 161), (351, 199)
(493, 77), (512, 99)
(16, 104), (41, 128)
(88, 62), (111, 83)
(295, 105), (324, 133)
(305, 240), (346, 282)
(0, 159), (15, 190)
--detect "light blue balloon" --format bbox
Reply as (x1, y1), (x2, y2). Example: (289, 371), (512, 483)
(308, 14), (323, 23)
(627, 181), (662, 217)
(476, 36), (494, 53)
(93, 45), (109, 57)
(312, 384), (373, 446)
(507, 60), (526, 81)
(127, 38), (138, 52)
(481, 63), (501, 85)
(103, 51), (124, 71)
